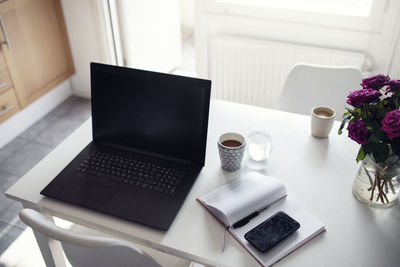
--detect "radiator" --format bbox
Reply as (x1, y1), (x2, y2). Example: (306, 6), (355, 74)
(209, 36), (367, 108)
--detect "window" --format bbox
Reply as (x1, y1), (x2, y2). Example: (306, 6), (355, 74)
(218, 0), (373, 17)
(211, 0), (387, 32)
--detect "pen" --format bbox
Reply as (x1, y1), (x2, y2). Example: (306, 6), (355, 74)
(232, 211), (259, 228)
(232, 206), (269, 228)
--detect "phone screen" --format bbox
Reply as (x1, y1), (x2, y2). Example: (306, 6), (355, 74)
(244, 211), (300, 253)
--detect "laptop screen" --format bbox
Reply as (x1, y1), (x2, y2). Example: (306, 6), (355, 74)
(90, 63), (211, 165)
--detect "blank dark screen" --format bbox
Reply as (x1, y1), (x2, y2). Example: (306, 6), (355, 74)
(91, 65), (210, 164)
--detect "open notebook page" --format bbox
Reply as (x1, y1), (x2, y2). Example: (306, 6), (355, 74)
(198, 172), (287, 227)
(229, 198), (325, 267)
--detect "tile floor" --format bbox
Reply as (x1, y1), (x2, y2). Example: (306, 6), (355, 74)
(0, 96), (91, 256)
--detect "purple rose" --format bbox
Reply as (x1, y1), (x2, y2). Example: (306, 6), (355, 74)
(346, 88), (381, 107)
(381, 110), (400, 138)
(387, 80), (400, 93)
(361, 74), (390, 90)
(348, 120), (369, 145)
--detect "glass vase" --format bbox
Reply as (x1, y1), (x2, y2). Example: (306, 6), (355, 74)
(352, 153), (400, 208)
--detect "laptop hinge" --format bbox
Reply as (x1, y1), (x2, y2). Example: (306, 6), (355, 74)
(100, 142), (192, 165)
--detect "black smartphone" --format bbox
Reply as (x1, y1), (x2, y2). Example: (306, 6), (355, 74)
(244, 211), (300, 253)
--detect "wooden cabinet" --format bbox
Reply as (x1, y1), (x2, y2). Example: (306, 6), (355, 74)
(0, 69), (13, 95)
(0, 88), (19, 123)
(0, 0), (74, 122)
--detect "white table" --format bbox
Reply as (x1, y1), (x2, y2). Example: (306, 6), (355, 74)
(6, 100), (400, 267)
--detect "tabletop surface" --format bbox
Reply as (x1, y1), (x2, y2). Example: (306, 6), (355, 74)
(6, 99), (400, 267)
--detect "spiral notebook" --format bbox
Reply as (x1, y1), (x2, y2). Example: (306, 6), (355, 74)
(197, 172), (325, 266)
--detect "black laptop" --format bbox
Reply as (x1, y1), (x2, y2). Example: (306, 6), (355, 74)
(41, 63), (211, 230)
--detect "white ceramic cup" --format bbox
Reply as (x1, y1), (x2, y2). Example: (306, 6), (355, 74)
(311, 106), (336, 138)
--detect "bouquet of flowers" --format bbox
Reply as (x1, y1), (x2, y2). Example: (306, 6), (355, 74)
(338, 74), (400, 204)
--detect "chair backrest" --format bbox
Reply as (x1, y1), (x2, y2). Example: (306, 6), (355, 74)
(277, 63), (363, 120)
(19, 209), (161, 267)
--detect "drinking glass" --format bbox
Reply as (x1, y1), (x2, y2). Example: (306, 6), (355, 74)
(248, 131), (272, 161)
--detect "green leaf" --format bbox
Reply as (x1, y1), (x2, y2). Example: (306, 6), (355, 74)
(367, 120), (387, 141)
(376, 109), (386, 120)
(342, 111), (350, 118)
(356, 146), (366, 163)
(363, 144), (373, 154)
(370, 143), (390, 163)
(338, 115), (352, 135)
(368, 134), (379, 143)
(391, 140), (400, 157)
(346, 108), (360, 119)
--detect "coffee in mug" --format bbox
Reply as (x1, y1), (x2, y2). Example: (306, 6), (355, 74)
(313, 108), (335, 118)
(221, 139), (242, 147)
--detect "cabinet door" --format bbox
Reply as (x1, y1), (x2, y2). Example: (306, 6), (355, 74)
(0, 0), (74, 107)
(0, 88), (19, 123)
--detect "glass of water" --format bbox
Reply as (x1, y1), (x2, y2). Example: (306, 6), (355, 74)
(248, 131), (272, 161)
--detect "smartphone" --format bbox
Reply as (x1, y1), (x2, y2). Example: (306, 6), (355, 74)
(244, 211), (300, 253)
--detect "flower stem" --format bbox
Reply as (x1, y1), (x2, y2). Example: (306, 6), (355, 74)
(383, 182), (389, 203)
(370, 176), (377, 201)
(363, 158), (395, 204)
(389, 180), (396, 194)
(363, 165), (373, 186)
(375, 176), (389, 203)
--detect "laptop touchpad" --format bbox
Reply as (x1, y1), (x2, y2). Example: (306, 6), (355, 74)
(77, 180), (118, 204)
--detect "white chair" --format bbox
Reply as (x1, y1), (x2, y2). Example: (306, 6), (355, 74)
(19, 208), (188, 267)
(277, 63), (363, 119)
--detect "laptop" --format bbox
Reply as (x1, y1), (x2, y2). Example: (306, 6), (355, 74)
(41, 63), (211, 230)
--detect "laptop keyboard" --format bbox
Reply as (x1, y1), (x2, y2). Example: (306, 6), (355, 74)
(75, 151), (186, 195)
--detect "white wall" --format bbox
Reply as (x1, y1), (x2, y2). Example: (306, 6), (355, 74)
(60, 0), (106, 98)
(180, 0), (194, 30)
(389, 36), (400, 78)
(117, 0), (182, 72)
(60, 0), (184, 95)
(388, 16), (400, 78)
